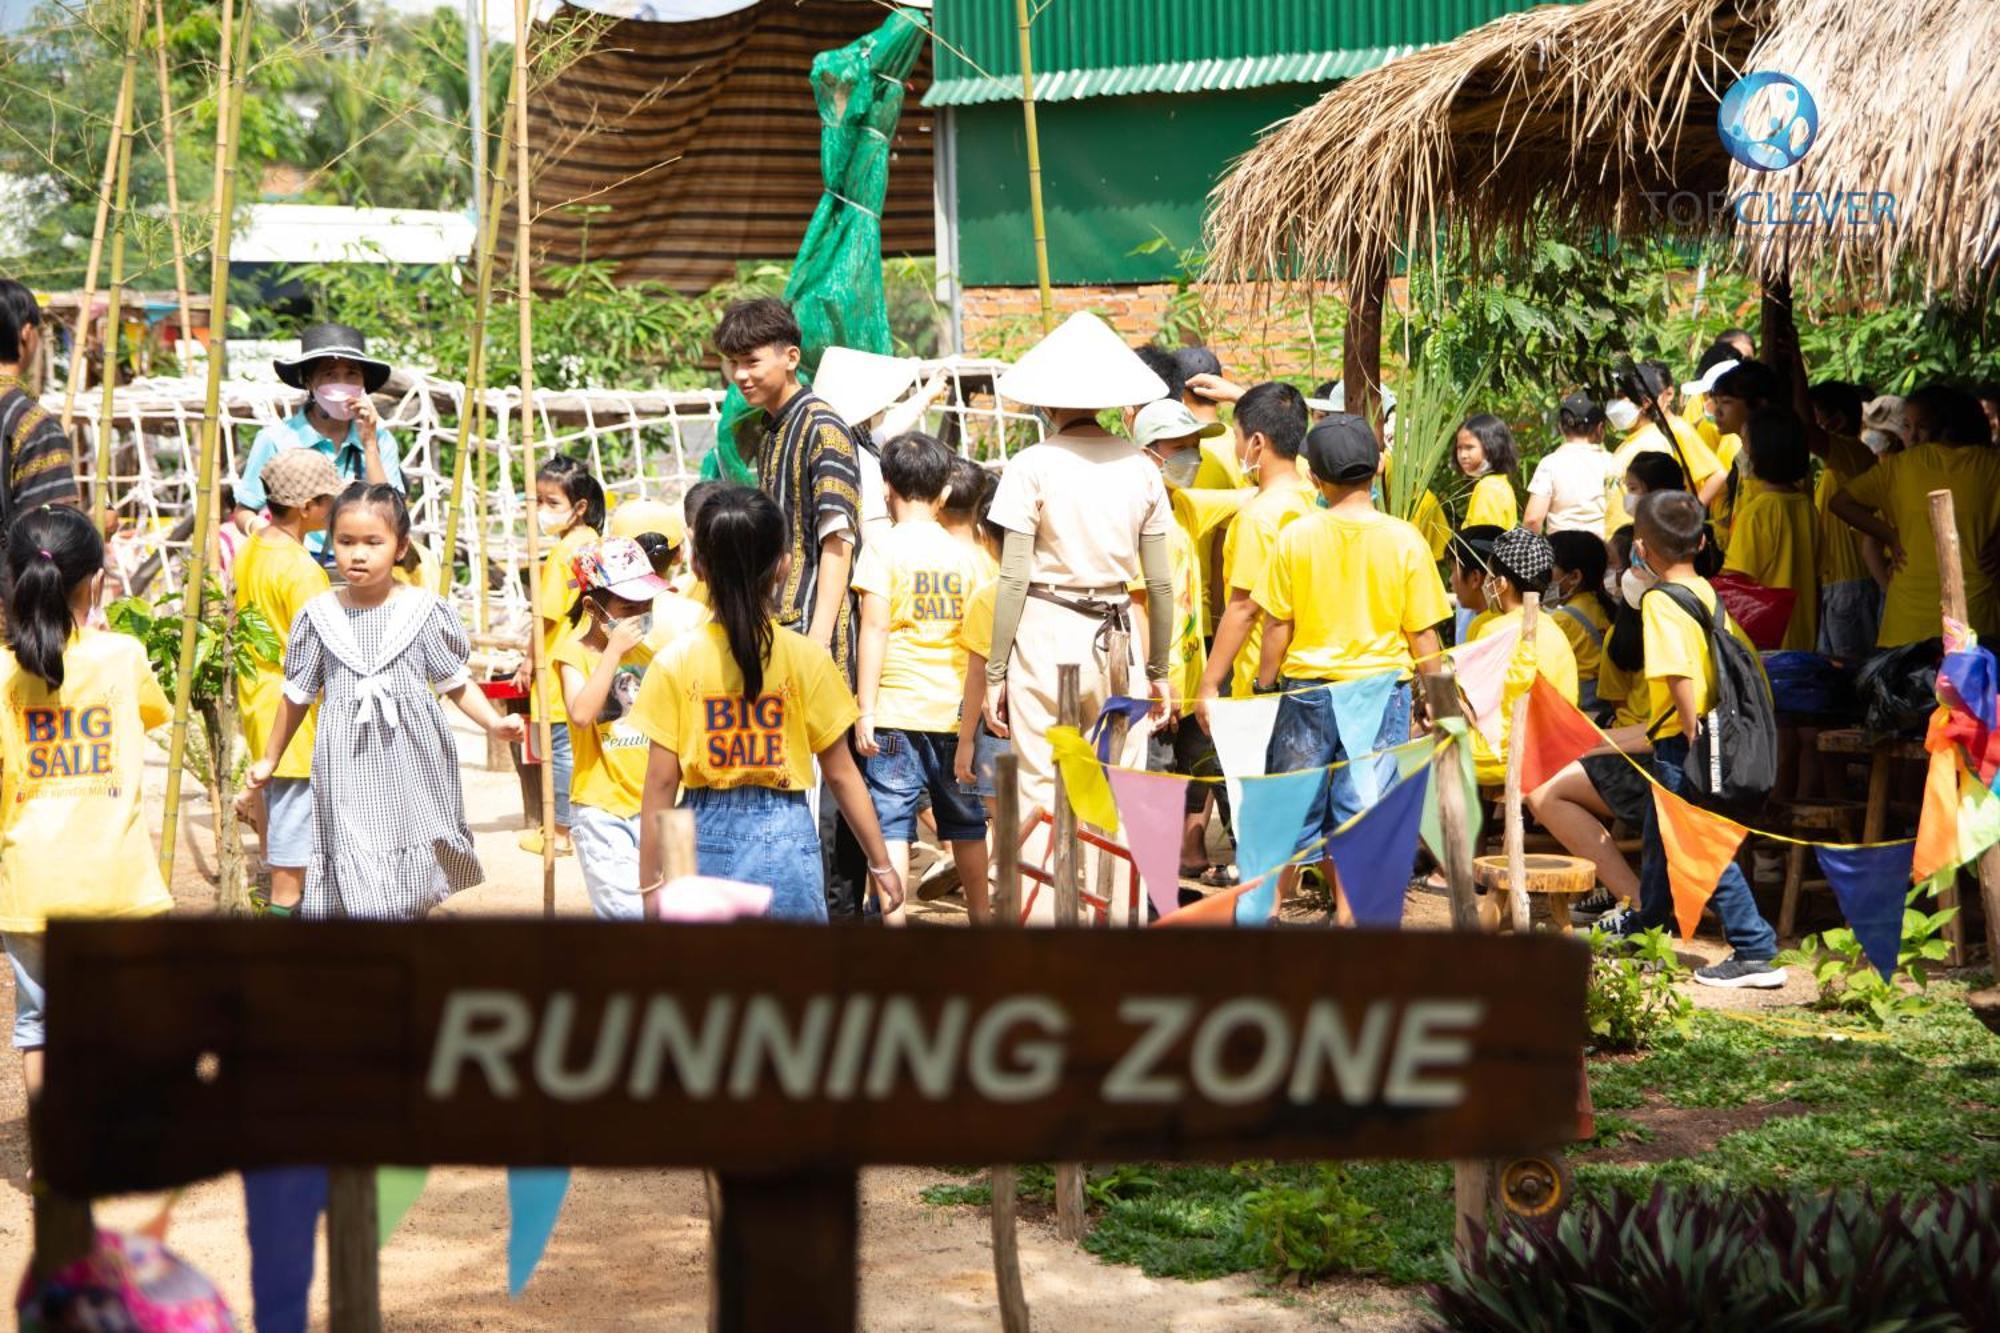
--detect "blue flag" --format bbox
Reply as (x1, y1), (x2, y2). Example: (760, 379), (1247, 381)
(243, 1167), (328, 1333)
(1088, 695), (1158, 762)
(1327, 766), (1430, 928)
(1326, 672), (1398, 806)
(507, 1167), (572, 1296)
(1816, 841), (1915, 978)
(1233, 767), (1325, 925)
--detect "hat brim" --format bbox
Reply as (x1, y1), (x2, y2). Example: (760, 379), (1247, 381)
(1136, 418), (1227, 450)
(604, 571), (672, 602)
(275, 347), (392, 394)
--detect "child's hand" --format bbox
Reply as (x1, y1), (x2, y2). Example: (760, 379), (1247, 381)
(1186, 372), (1244, 405)
(354, 394), (380, 447)
(982, 692), (1010, 740)
(854, 716), (879, 756)
(1148, 678), (1173, 722)
(232, 783), (264, 828)
(868, 865), (906, 915)
(243, 758), (276, 793)
(606, 616), (648, 658)
(490, 714), (527, 744)
(511, 658), (533, 692)
(953, 745), (976, 788)
(1193, 686), (1218, 735)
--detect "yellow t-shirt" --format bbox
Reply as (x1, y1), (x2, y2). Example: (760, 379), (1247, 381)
(851, 519), (986, 733)
(1551, 593), (1612, 686)
(1222, 483), (1315, 694)
(1470, 607), (1579, 786)
(0, 630), (174, 932)
(631, 622), (858, 792)
(533, 524), (599, 722)
(1722, 481), (1820, 652)
(234, 528), (328, 780)
(1253, 507), (1453, 682)
(1642, 576), (1761, 739)
(1464, 473), (1518, 530)
(1607, 414), (1722, 533)
(1815, 433), (1875, 587)
(1840, 442), (2000, 647)
(649, 589), (709, 646)
(392, 542), (444, 596)
(1697, 419), (1743, 546)
(552, 632), (657, 819)
(1192, 432), (1244, 490)
(957, 580), (997, 661)
(1413, 489), (1452, 560)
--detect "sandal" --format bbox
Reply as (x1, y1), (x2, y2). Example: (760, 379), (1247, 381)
(1181, 863), (1238, 888)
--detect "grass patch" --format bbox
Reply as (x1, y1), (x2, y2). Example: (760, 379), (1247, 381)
(918, 989), (2000, 1290)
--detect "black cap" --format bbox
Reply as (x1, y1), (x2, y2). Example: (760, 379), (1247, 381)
(1559, 391), (1604, 425)
(1303, 413), (1380, 484)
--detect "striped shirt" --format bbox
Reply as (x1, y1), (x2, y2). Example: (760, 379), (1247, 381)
(0, 378), (80, 526)
(756, 388), (861, 679)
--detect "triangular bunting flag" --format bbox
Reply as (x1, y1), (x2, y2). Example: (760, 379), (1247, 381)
(1326, 767), (1430, 928)
(1106, 765), (1192, 921)
(1912, 744), (1960, 884)
(377, 1166), (429, 1246)
(507, 1166), (571, 1297)
(1650, 783), (1748, 940)
(243, 1167), (328, 1333)
(1210, 691), (1285, 815)
(1088, 695), (1157, 762)
(1448, 618), (1521, 745)
(1816, 841), (1915, 978)
(1049, 724), (1120, 832)
(1954, 767), (2000, 867)
(1326, 672), (1398, 806)
(1940, 644), (1998, 730)
(1521, 674), (1604, 795)
(1400, 722), (1482, 866)
(1232, 768), (1325, 926)
(1152, 879), (1256, 927)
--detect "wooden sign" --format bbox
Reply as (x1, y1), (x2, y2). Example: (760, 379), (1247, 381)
(35, 920), (1587, 1196)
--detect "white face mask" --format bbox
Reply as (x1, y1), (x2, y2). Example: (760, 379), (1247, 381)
(313, 382), (364, 422)
(1862, 428), (1897, 455)
(536, 506), (572, 536)
(1543, 576), (1570, 607)
(1603, 570), (1623, 603)
(1621, 565), (1656, 609)
(1605, 398), (1642, 432)
(1159, 450), (1201, 489)
(612, 611), (652, 639)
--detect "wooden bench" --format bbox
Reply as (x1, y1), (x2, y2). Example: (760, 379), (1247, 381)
(1815, 729), (1926, 843)
(1472, 854), (1597, 934)
(1768, 798), (1866, 939)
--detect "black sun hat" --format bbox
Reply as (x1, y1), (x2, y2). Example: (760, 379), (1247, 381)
(273, 322), (392, 393)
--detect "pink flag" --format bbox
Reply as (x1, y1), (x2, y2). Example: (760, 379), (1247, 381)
(1107, 766), (1193, 920)
(1447, 619), (1521, 745)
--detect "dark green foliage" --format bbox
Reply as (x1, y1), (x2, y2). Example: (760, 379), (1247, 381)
(1426, 1181), (2000, 1331)
(1238, 1164), (1392, 1283)
(1586, 925), (1693, 1051)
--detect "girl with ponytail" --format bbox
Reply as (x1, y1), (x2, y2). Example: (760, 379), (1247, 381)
(631, 486), (903, 921)
(0, 505), (174, 1094)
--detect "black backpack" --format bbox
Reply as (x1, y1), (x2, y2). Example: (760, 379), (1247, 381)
(1644, 582), (1778, 814)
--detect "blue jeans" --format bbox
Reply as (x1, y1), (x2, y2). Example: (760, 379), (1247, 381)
(4, 931), (45, 1048)
(686, 785), (827, 922)
(1819, 578), (1883, 662)
(570, 805), (644, 921)
(1631, 736), (1778, 959)
(863, 729), (989, 842)
(1266, 680), (1413, 847)
(549, 722), (574, 827)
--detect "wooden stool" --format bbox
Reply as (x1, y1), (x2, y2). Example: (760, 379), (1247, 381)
(1816, 730), (1927, 842)
(1472, 854), (1597, 934)
(1769, 798), (1865, 939)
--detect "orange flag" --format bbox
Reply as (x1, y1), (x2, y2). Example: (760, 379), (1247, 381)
(1520, 675), (1605, 794)
(1912, 744), (1961, 884)
(1152, 878), (1257, 927)
(1650, 782), (1749, 940)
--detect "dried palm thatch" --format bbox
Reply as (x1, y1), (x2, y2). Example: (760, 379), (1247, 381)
(1206, 0), (2000, 302)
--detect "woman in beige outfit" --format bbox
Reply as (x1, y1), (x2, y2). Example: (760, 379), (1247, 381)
(984, 314), (1176, 920)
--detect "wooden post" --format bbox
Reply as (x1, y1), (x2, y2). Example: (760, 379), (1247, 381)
(1051, 663), (1087, 1241)
(151, 0), (196, 364)
(1928, 489), (1976, 967)
(158, 0), (244, 881)
(987, 751), (1030, 1332)
(326, 1167), (382, 1333)
(1012, 0), (1054, 333)
(1500, 592), (1539, 934)
(1342, 255), (1388, 437)
(90, 0), (147, 531)
(713, 1171), (857, 1333)
(1098, 630), (1135, 926)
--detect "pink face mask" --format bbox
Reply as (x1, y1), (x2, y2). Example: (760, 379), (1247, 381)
(313, 382), (365, 421)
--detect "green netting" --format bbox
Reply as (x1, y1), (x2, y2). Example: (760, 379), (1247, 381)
(705, 5), (932, 484)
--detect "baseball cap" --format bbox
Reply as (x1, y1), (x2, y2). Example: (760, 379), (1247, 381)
(571, 537), (671, 602)
(259, 448), (344, 508)
(1559, 391), (1605, 426)
(608, 497), (686, 547)
(1302, 414), (1380, 484)
(1131, 399), (1226, 451)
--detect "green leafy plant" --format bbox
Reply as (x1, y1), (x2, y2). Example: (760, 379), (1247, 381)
(1778, 889), (1957, 1024)
(1237, 1164), (1391, 1283)
(109, 581), (278, 709)
(1084, 1164), (1161, 1208)
(1585, 925), (1693, 1051)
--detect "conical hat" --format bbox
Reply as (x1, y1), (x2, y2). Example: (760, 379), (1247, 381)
(814, 347), (918, 427)
(996, 312), (1168, 410)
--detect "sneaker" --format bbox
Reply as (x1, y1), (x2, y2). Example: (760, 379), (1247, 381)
(1594, 905), (1642, 938)
(1694, 955), (1787, 989)
(1569, 887), (1621, 925)
(517, 829), (573, 857)
(916, 860), (961, 902)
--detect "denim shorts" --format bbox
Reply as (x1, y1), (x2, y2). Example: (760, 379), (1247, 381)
(570, 804), (644, 921)
(966, 727), (1011, 800)
(264, 776), (314, 868)
(1819, 578), (1883, 663)
(685, 785), (826, 922)
(5, 932), (46, 1049)
(863, 729), (989, 842)
(1265, 680), (1414, 848)
(549, 722), (574, 827)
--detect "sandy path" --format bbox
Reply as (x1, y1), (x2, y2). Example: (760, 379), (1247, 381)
(0, 716), (1329, 1330)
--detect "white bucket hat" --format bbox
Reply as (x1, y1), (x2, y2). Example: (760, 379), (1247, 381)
(996, 312), (1168, 410)
(1306, 381), (1398, 417)
(814, 346), (919, 428)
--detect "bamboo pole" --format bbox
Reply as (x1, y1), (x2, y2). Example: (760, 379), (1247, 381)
(1012, 0), (1053, 334)
(513, 0), (556, 915)
(89, 0), (149, 530)
(1500, 592), (1539, 933)
(1051, 664), (1087, 1241)
(1098, 630), (1135, 926)
(158, 0), (244, 881)
(151, 0), (196, 362)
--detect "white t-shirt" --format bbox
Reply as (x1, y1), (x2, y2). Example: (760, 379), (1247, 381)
(988, 430), (1170, 589)
(1527, 439), (1612, 535)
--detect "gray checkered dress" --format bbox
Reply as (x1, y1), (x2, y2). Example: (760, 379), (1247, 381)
(282, 588), (484, 919)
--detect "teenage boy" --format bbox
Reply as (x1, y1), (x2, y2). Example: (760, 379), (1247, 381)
(0, 279), (80, 524)
(1252, 414), (1452, 918)
(1524, 392), (1612, 536)
(1603, 490), (1786, 988)
(1194, 382), (1313, 733)
(233, 448), (342, 915)
(852, 434), (991, 924)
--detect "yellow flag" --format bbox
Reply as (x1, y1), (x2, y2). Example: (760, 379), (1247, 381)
(1049, 724), (1120, 833)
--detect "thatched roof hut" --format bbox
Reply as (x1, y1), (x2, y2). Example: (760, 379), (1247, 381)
(1204, 0), (2000, 304)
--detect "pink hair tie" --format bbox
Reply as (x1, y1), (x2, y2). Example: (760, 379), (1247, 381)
(35, 548), (52, 560)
